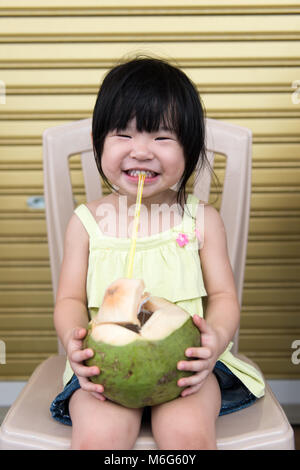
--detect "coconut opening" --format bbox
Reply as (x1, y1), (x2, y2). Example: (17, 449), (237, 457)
(115, 306), (154, 333)
(90, 296), (191, 346)
(90, 279), (191, 345)
(138, 306), (154, 326)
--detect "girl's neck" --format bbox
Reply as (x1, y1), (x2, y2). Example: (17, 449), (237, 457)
(103, 189), (183, 238)
(112, 188), (178, 209)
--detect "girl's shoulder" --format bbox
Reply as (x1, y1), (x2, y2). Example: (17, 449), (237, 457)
(65, 207), (90, 247)
(82, 194), (121, 238)
(195, 201), (226, 239)
(67, 195), (112, 240)
(203, 203), (223, 222)
(84, 194), (115, 218)
(82, 194), (117, 227)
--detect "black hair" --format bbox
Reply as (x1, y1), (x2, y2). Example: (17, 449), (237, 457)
(92, 56), (214, 213)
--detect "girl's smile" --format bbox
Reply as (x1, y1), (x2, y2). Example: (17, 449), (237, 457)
(122, 169), (160, 184)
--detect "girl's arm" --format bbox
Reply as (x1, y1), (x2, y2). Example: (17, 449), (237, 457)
(177, 203), (240, 397)
(53, 213), (104, 399)
(53, 212), (90, 349)
(199, 203), (240, 357)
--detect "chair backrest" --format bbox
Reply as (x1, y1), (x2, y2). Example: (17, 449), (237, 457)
(43, 117), (252, 355)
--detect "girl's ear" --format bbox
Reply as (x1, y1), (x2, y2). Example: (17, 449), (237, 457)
(90, 132), (93, 143)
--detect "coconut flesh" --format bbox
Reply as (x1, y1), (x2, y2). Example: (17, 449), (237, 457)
(84, 278), (201, 408)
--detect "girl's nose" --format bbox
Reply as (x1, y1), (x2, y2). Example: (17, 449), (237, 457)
(129, 137), (154, 160)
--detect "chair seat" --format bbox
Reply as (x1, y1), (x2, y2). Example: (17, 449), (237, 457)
(0, 355), (294, 450)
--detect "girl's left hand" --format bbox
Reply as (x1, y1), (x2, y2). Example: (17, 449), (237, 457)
(177, 315), (219, 397)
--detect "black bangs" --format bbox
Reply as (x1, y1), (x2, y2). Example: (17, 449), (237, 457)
(98, 59), (184, 137)
(114, 96), (180, 137)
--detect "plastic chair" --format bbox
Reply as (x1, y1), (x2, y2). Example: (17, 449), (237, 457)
(0, 118), (295, 450)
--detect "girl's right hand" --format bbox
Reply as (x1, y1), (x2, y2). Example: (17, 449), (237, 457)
(66, 327), (106, 401)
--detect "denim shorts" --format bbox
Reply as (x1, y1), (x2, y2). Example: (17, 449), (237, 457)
(50, 361), (257, 426)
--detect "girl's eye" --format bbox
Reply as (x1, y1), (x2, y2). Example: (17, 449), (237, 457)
(155, 136), (171, 141)
(117, 134), (131, 138)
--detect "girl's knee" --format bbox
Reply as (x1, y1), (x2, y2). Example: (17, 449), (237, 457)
(154, 426), (217, 450)
(152, 405), (218, 450)
(72, 421), (139, 450)
(70, 390), (143, 449)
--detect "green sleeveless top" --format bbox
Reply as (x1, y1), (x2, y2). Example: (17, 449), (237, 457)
(62, 194), (265, 399)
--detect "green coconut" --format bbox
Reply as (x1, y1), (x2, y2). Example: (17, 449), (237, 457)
(84, 278), (201, 408)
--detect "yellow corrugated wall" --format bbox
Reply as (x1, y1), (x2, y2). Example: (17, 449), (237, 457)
(0, 0), (299, 380)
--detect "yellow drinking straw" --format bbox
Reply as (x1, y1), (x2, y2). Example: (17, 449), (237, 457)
(126, 172), (146, 278)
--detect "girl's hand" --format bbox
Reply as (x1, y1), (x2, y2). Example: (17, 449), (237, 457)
(177, 315), (219, 398)
(66, 327), (106, 401)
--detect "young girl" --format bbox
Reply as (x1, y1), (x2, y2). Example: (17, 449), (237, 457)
(50, 57), (265, 450)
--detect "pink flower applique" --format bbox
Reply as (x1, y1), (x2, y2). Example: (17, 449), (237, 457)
(176, 233), (189, 247)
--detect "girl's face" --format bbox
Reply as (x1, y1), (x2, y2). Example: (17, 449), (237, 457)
(101, 118), (185, 203)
